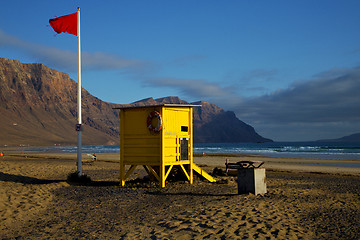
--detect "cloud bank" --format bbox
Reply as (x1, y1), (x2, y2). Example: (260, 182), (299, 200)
(232, 67), (360, 141)
(0, 29), (145, 73)
(139, 67), (360, 141)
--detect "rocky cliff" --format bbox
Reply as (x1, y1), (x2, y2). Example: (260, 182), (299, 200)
(0, 58), (120, 146)
(0, 58), (272, 146)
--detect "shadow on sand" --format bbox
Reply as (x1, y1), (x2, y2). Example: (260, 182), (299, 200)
(146, 190), (238, 197)
(85, 181), (120, 187)
(0, 172), (64, 184)
(0, 172), (120, 187)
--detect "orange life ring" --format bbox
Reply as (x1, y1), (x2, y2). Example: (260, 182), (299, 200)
(147, 111), (163, 132)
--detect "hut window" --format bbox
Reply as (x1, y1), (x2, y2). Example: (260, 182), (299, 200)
(181, 126), (188, 132)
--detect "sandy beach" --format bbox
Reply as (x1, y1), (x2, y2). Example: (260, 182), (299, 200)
(1, 151), (360, 239)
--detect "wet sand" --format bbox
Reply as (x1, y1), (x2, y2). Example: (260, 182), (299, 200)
(1, 152), (359, 239)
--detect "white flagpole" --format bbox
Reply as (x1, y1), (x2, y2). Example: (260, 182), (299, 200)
(76, 7), (82, 176)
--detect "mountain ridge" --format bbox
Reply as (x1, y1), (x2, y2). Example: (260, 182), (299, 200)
(120, 96), (272, 143)
(316, 133), (360, 142)
(0, 58), (272, 146)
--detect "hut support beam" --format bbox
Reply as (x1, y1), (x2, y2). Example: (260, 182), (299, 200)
(179, 164), (190, 181)
(125, 165), (137, 180)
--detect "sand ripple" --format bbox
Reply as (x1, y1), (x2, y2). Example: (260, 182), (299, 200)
(1, 154), (360, 239)
(0, 157), (69, 233)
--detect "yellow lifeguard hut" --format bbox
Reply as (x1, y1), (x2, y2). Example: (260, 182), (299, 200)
(115, 104), (215, 187)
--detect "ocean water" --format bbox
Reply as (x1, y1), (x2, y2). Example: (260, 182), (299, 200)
(194, 142), (360, 160)
(36, 142), (360, 161)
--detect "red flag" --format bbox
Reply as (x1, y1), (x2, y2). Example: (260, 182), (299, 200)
(49, 12), (77, 36)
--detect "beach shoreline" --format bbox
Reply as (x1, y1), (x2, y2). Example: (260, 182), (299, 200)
(1, 152), (360, 239)
(4, 150), (360, 176)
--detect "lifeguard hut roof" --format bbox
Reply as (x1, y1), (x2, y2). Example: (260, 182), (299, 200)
(113, 104), (201, 110)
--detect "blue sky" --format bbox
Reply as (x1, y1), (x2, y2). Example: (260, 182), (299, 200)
(1, 0), (360, 141)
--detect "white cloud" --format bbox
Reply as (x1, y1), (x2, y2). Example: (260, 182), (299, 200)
(145, 77), (235, 99)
